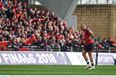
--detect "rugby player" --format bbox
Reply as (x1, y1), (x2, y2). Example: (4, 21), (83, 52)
(81, 24), (95, 69)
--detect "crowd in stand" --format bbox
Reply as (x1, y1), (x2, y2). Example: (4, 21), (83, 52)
(0, 0), (116, 51)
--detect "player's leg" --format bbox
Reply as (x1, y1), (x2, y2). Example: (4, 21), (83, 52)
(88, 44), (95, 69)
(82, 50), (89, 64)
(88, 51), (94, 66)
(82, 45), (90, 65)
(82, 50), (90, 68)
(88, 51), (95, 69)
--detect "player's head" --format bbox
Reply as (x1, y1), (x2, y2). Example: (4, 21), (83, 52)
(81, 24), (87, 30)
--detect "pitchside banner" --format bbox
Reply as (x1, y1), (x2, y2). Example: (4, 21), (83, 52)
(0, 51), (116, 65)
(0, 52), (71, 65)
(67, 52), (115, 65)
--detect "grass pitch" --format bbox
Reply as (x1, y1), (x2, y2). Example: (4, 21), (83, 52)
(0, 65), (116, 75)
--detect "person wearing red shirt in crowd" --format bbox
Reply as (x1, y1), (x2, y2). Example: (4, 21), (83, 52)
(81, 24), (95, 69)
(0, 0), (3, 8)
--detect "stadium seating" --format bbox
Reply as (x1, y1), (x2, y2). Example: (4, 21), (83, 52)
(0, 0), (115, 52)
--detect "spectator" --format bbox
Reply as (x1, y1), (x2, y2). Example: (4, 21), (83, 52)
(0, 0), (115, 52)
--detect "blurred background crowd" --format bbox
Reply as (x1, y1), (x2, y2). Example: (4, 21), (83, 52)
(0, 0), (116, 52)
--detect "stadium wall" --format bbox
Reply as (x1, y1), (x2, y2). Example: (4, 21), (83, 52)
(74, 5), (116, 40)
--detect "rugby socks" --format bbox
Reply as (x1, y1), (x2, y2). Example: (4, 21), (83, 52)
(91, 62), (94, 66)
(86, 60), (89, 65)
(86, 61), (94, 66)
(87, 61), (89, 65)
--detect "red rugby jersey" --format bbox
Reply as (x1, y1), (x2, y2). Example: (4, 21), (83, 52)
(83, 29), (94, 45)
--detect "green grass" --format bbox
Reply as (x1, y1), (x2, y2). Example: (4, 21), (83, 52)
(0, 65), (116, 75)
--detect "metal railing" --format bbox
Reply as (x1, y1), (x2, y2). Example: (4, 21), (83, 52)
(3, 45), (116, 53)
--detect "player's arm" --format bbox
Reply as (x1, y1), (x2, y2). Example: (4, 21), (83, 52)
(79, 32), (85, 45)
(87, 29), (94, 38)
(89, 30), (94, 37)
